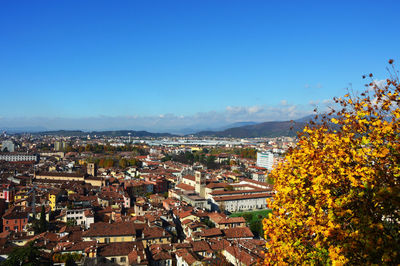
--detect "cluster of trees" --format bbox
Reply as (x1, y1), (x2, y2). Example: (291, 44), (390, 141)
(1, 242), (51, 266)
(0, 242), (80, 266)
(263, 64), (400, 264)
(80, 144), (147, 154)
(197, 147), (257, 160)
(32, 206), (48, 234)
(233, 211), (270, 238)
(203, 217), (215, 228)
(88, 157), (141, 169)
(52, 253), (82, 264)
(163, 151), (219, 169)
(161, 147), (257, 169)
(238, 148), (257, 159)
(60, 143), (148, 155)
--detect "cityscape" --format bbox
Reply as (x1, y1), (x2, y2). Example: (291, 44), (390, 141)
(0, 133), (290, 265)
(0, 1), (399, 265)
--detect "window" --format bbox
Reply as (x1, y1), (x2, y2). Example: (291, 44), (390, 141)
(14, 226), (18, 230)
(120, 257), (126, 262)
(110, 258), (116, 263)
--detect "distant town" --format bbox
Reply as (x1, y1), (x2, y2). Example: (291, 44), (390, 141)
(0, 131), (296, 265)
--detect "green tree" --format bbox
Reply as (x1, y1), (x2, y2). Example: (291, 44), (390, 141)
(39, 206), (47, 233)
(225, 185), (234, 191)
(65, 254), (78, 266)
(161, 154), (172, 162)
(66, 220), (76, 227)
(1, 241), (47, 266)
(206, 155), (217, 169)
(119, 158), (128, 168)
(105, 158), (114, 168)
(249, 220), (263, 238)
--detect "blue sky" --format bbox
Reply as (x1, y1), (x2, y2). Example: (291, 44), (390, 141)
(1, 0), (399, 132)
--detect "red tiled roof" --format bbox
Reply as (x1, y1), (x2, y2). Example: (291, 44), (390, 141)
(83, 221), (136, 237)
(191, 240), (211, 252)
(143, 226), (170, 239)
(175, 183), (195, 191)
(205, 182), (228, 189)
(200, 228), (223, 237)
(66, 241), (97, 252)
(182, 175), (195, 181)
(219, 217), (246, 224)
(209, 239), (230, 251)
(176, 249), (198, 264)
(224, 244), (258, 265)
(223, 227), (254, 239)
(98, 241), (143, 257)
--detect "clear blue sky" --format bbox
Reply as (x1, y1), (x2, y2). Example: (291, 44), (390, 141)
(1, 0), (399, 131)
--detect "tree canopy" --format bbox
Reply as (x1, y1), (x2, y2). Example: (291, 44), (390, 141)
(1, 241), (48, 266)
(263, 62), (400, 265)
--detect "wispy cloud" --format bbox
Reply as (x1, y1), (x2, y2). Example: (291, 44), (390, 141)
(0, 103), (313, 133)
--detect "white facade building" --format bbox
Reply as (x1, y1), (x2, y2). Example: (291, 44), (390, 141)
(256, 151), (275, 170)
(0, 153), (38, 162)
(212, 193), (270, 213)
(64, 209), (94, 229)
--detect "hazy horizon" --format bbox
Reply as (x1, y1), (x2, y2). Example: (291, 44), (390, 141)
(0, 106), (313, 134)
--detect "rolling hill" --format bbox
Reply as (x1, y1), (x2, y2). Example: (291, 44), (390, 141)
(194, 120), (307, 138)
(30, 130), (176, 137)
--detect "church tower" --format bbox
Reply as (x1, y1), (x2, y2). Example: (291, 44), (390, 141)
(87, 163), (97, 176)
(195, 170), (206, 197)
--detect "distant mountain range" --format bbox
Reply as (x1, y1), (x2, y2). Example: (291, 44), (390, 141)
(172, 121), (258, 135)
(6, 116), (315, 138)
(29, 130), (175, 138)
(194, 120), (307, 138)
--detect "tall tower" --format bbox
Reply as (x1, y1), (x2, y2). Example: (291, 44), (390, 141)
(87, 163), (97, 176)
(195, 171), (206, 197)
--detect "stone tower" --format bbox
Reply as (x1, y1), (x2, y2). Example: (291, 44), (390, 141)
(195, 170), (206, 197)
(87, 163), (97, 176)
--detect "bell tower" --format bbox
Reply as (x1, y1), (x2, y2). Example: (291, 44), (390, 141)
(87, 163), (97, 176)
(195, 170), (206, 197)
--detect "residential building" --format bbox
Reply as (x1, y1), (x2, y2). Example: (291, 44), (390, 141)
(0, 153), (38, 162)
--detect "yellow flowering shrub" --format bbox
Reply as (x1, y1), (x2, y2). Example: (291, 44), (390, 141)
(263, 62), (400, 265)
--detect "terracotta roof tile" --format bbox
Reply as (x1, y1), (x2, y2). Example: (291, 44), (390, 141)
(83, 221), (136, 237)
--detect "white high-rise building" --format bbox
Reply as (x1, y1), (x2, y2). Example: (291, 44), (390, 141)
(256, 151), (275, 170)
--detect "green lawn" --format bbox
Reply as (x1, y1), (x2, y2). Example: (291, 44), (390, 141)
(230, 209), (271, 220)
(230, 209), (272, 238)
